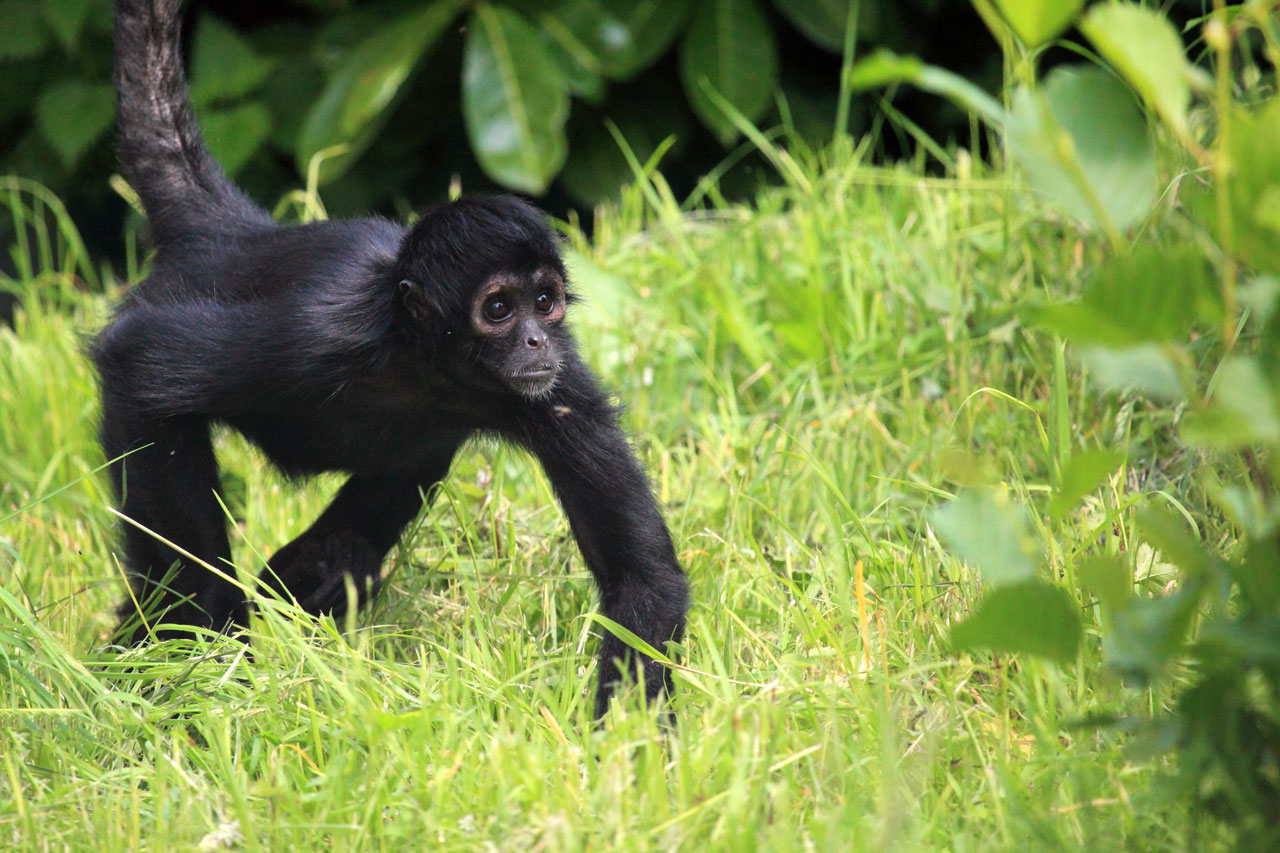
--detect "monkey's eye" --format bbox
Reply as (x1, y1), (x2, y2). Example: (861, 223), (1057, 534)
(483, 297), (513, 323)
(534, 291), (556, 315)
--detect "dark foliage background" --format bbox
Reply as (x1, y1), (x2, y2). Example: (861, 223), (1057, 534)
(0, 0), (1210, 266)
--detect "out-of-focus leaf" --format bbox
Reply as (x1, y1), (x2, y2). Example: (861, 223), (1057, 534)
(770, 0), (854, 53)
(602, 0), (690, 79)
(35, 80), (114, 168)
(463, 4), (570, 194)
(1232, 537), (1280, 614)
(189, 14), (277, 107)
(1031, 244), (1217, 346)
(844, 49), (1004, 125)
(950, 581), (1082, 664)
(201, 102), (270, 176)
(297, 0), (463, 185)
(1081, 3), (1191, 140)
(258, 59), (326, 151)
(1105, 585), (1200, 684)
(679, 0), (777, 144)
(534, 0), (633, 98)
(1079, 344), (1182, 400)
(1077, 554), (1132, 610)
(992, 0), (1083, 48)
(1182, 356), (1280, 449)
(1049, 448), (1124, 519)
(932, 490), (1036, 586)
(1201, 101), (1280, 276)
(0, 0), (50, 60)
(41, 0), (93, 52)
(1136, 507), (1216, 579)
(1008, 66), (1157, 230)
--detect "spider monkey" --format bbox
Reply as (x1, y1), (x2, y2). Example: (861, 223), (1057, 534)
(95, 0), (688, 717)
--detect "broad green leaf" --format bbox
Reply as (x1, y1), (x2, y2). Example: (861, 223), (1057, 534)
(1081, 3), (1190, 139)
(679, 0), (778, 144)
(771, 0), (855, 53)
(1076, 554), (1132, 611)
(463, 4), (570, 194)
(602, 0), (690, 79)
(189, 14), (277, 107)
(297, 0), (463, 185)
(991, 0), (1083, 48)
(950, 581), (1082, 664)
(201, 103), (271, 176)
(1233, 537), (1280, 613)
(932, 490), (1036, 586)
(1048, 448), (1124, 519)
(1200, 101), (1280, 276)
(1104, 585), (1200, 683)
(41, 0), (93, 52)
(35, 80), (114, 168)
(1182, 355), (1280, 449)
(0, 0), (50, 59)
(1079, 344), (1182, 400)
(1136, 508), (1216, 579)
(1008, 66), (1157, 230)
(1031, 244), (1217, 346)
(535, 0), (633, 97)
(844, 49), (1004, 125)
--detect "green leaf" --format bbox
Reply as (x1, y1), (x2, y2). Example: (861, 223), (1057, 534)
(679, 0), (778, 144)
(950, 581), (1082, 664)
(1076, 554), (1132, 610)
(992, 0), (1083, 48)
(1048, 448), (1124, 518)
(1078, 344), (1182, 400)
(1200, 101), (1280, 276)
(296, 0), (463, 185)
(201, 103), (271, 176)
(844, 49), (1004, 125)
(1182, 356), (1280, 449)
(602, 0), (691, 79)
(1104, 585), (1200, 683)
(932, 490), (1036, 587)
(1031, 244), (1217, 346)
(1136, 507), (1215, 579)
(41, 0), (93, 52)
(463, 4), (570, 194)
(35, 80), (115, 169)
(0, 0), (50, 60)
(189, 14), (277, 107)
(1007, 66), (1158, 230)
(535, 0), (633, 96)
(1080, 3), (1191, 140)
(1232, 537), (1280, 614)
(770, 0), (854, 53)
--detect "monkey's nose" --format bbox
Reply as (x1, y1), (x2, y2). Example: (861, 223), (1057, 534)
(526, 335), (544, 349)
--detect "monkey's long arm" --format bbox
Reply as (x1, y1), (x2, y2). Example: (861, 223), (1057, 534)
(517, 357), (688, 716)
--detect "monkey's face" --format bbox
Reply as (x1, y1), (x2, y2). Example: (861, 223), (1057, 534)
(468, 268), (568, 398)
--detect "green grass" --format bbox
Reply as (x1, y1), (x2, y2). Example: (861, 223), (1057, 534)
(0, 148), (1214, 850)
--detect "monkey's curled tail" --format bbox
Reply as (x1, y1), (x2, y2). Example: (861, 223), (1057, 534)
(114, 0), (269, 244)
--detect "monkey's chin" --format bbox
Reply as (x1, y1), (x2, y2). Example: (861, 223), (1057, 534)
(508, 368), (559, 400)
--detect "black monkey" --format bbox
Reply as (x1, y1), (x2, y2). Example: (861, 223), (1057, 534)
(94, 0), (688, 717)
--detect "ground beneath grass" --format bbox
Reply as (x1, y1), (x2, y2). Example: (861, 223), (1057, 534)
(0, 153), (1211, 850)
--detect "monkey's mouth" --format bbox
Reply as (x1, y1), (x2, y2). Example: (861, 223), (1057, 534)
(509, 362), (559, 397)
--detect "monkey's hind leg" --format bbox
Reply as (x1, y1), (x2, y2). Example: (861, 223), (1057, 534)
(102, 407), (242, 645)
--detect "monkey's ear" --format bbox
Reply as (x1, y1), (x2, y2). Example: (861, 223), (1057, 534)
(398, 279), (432, 323)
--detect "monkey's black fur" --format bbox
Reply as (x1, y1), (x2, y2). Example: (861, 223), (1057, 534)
(96, 0), (687, 716)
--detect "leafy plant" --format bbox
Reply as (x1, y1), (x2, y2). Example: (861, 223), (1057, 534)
(855, 0), (1280, 842)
